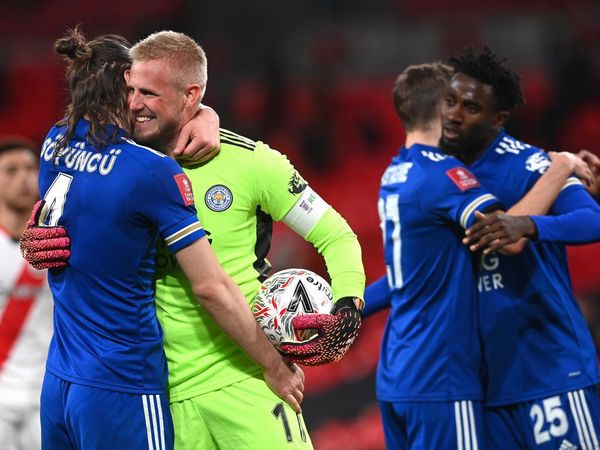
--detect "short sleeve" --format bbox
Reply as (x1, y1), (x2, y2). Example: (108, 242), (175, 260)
(425, 160), (500, 229)
(134, 157), (205, 252)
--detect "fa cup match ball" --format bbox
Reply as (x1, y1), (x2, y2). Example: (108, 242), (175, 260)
(252, 268), (334, 348)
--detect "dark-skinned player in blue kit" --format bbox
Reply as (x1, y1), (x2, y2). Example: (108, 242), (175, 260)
(364, 49), (600, 450)
(364, 61), (590, 450)
(443, 47), (600, 450)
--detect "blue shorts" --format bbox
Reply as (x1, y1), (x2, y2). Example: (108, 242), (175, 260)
(485, 386), (600, 450)
(379, 399), (484, 449)
(41, 371), (174, 450)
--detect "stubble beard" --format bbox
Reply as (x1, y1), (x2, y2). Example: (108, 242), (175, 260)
(439, 133), (488, 165)
(134, 121), (179, 155)
(439, 136), (460, 157)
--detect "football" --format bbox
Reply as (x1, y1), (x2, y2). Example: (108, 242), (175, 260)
(252, 268), (334, 348)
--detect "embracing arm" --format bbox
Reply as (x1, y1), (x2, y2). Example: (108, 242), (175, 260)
(20, 200), (71, 269)
(172, 104), (221, 164)
(464, 151), (594, 254)
(508, 152), (590, 215)
(578, 149), (600, 199)
(529, 189), (600, 244)
(176, 237), (304, 413)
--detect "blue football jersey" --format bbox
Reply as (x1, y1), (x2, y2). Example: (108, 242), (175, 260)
(470, 130), (600, 406)
(376, 144), (500, 402)
(38, 120), (205, 394)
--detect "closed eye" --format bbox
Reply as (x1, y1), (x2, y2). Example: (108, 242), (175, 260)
(465, 101), (480, 114)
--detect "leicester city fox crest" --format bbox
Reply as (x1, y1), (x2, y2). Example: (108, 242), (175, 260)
(525, 151), (551, 174)
(288, 170), (307, 195)
(205, 185), (233, 211)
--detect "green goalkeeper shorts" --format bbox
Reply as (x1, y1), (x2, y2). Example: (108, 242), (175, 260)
(171, 375), (314, 450)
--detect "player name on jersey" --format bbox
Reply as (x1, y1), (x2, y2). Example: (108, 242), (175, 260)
(41, 136), (121, 176)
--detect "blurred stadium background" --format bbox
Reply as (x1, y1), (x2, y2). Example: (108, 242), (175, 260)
(1, 1), (598, 448)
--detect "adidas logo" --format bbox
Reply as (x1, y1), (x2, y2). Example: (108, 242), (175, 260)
(559, 439), (578, 450)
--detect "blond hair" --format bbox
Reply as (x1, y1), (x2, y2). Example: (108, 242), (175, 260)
(130, 31), (207, 91)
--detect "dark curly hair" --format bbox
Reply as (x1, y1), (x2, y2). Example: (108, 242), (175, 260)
(54, 26), (132, 154)
(448, 45), (525, 112)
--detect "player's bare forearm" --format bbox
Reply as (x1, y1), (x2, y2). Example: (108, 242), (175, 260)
(199, 281), (305, 412)
(509, 151), (585, 216)
(175, 238), (304, 412)
(176, 239), (284, 366)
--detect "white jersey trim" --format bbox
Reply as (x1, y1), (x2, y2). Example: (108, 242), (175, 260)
(459, 194), (497, 229)
(123, 138), (167, 158)
(164, 222), (203, 247)
(282, 187), (329, 238)
(562, 177), (583, 191)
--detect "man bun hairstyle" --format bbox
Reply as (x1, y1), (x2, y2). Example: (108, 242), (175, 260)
(54, 25), (132, 153)
(448, 45), (525, 112)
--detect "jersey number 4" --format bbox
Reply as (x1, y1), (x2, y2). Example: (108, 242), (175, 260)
(43, 173), (73, 225)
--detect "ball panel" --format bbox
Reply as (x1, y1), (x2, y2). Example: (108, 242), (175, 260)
(252, 268), (334, 348)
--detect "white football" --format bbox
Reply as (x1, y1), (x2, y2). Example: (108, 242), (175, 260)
(252, 268), (334, 348)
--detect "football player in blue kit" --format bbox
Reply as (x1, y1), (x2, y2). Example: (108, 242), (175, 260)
(365, 62), (589, 450)
(441, 47), (600, 450)
(31, 27), (304, 450)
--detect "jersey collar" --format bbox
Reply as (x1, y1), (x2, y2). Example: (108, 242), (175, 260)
(470, 129), (507, 169)
(74, 119), (127, 141)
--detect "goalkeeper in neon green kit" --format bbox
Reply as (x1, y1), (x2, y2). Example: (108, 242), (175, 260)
(23, 31), (365, 449)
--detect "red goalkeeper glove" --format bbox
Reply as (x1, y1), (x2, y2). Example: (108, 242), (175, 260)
(279, 297), (362, 366)
(20, 200), (71, 270)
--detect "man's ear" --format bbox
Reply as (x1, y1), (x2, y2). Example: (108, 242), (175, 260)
(184, 84), (202, 108)
(492, 110), (509, 131)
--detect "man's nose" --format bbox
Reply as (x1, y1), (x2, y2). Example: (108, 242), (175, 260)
(128, 91), (142, 111)
(445, 104), (462, 123)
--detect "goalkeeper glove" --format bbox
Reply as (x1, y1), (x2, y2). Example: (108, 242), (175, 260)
(20, 200), (71, 270)
(279, 296), (362, 366)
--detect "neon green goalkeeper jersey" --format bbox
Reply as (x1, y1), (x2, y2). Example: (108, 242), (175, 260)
(155, 129), (365, 402)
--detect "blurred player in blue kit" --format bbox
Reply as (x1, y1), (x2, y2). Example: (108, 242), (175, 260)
(364, 61), (588, 449)
(443, 47), (600, 450)
(26, 27), (304, 450)
(365, 49), (600, 449)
